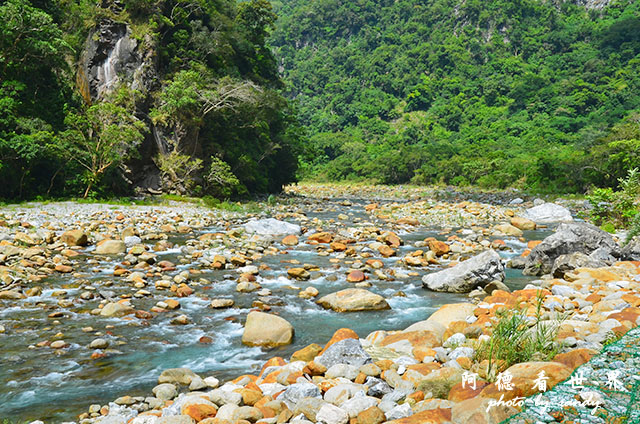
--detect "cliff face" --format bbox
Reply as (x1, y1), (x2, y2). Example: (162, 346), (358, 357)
(574, 0), (611, 9)
(77, 19), (163, 193)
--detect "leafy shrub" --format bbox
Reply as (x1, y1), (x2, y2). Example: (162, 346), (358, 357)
(474, 291), (564, 381)
(586, 167), (640, 229)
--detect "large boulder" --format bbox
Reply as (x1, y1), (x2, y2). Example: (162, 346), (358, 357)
(315, 338), (372, 368)
(243, 218), (301, 236)
(523, 223), (620, 276)
(241, 311), (294, 347)
(317, 288), (390, 312)
(521, 203), (573, 223)
(422, 250), (504, 293)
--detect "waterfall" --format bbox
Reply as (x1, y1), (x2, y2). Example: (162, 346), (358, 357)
(97, 37), (124, 96)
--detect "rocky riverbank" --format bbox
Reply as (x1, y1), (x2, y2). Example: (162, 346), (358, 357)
(1, 185), (638, 423)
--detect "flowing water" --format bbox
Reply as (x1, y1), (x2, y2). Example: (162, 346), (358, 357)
(0, 196), (552, 422)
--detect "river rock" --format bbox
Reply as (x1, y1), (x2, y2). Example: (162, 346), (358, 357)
(278, 382), (322, 410)
(404, 303), (475, 341)
(494, 224), (523, 237)
(242, 311), (294, 347)
(451, 396), (517, 424)
(621, 236), (640, 261)
(0, 290), (25, 300)
(95, 239), (126, 254)
(510, 216), (536, 231)
(422, 250), (504, 293)
(523, 223), (620, 276)
(479, 361), (572, 400)
(416, 367), (465, 399)
(156, 416), (196, 424)
(153, 383), (178, 401)
(293, 397), (327, 421)
(61, 229), (88, 246)
(100, 302), (134, 317)
(315, 338), (372, 368)
(317, 288), (390, 312)
(522, 203), (573, 223)
(210, 298), (234, 308)
(158, 368), (198, 385)
(243, 218), (301, 236)
(89, 338), (109, 349)
(316, 403), (349, 424)
(551, 252), (606, 278)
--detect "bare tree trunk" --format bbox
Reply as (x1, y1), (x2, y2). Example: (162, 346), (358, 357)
(83, 180), (92, 198)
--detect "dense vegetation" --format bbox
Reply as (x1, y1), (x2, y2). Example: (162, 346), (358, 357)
(270, 0), (640, 193)
(0, 0), (302, 200)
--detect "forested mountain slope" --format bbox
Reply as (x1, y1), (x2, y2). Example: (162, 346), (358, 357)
(0, 0), (302, 199)
(271, 0), (640, 192)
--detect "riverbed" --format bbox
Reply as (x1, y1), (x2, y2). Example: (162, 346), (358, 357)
(0, 187), (556, 422)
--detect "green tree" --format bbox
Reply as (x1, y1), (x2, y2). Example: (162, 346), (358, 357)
(60, 92), (146, 197)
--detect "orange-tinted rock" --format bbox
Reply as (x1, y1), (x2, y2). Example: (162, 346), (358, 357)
(609, 307), (640, 326)
(381, 330), (439, 350)
(382, 232), (402, 248)
(183, 403), (217, 421)
(407, 391), (425, 402)
(451, 396), (518, 424)
(303, 361), (327, 376)
(308, 232), (333, 243)
(331, 242), (347, 251)
(258, 357), (286, 378)
(428, 240), (450, 256)
(282, 235), (299, 246)
(357, 406), (385, 424)
(378, 245), (395, 257)
(621, 294), (640, 307)
(241, 389), (263, 406)
(320, 328), (359, 353)
(177, 284), (193, 297)
(291, 343), (323, 362)
(480, 361), (572, 401)
(55, 264), (73, 273)
(448, 380), (488, 402)
(385, 408), (451, 424)
(165, 299), (180, 310)
(397, 217), (420, 226)
(405, 363), (440, 376)
(347, 270), (366, 283)
(527, 240), (542, 249)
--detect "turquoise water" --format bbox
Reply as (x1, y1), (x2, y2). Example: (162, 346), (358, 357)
(0, 198), (545, 422)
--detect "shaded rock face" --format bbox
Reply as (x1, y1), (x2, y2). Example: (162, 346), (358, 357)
(77, 18), (162, 194)
(574, 0), (611, 9)
(523, 223), (620, 276)
(422, 250), (504, 293)
(622, 237), (640, 261)
(78, 20), (143, 102)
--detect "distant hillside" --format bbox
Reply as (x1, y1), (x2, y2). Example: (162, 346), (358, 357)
(270, 0), (640, 192)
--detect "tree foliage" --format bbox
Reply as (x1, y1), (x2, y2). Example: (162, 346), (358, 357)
(271, 0), (640, 192)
